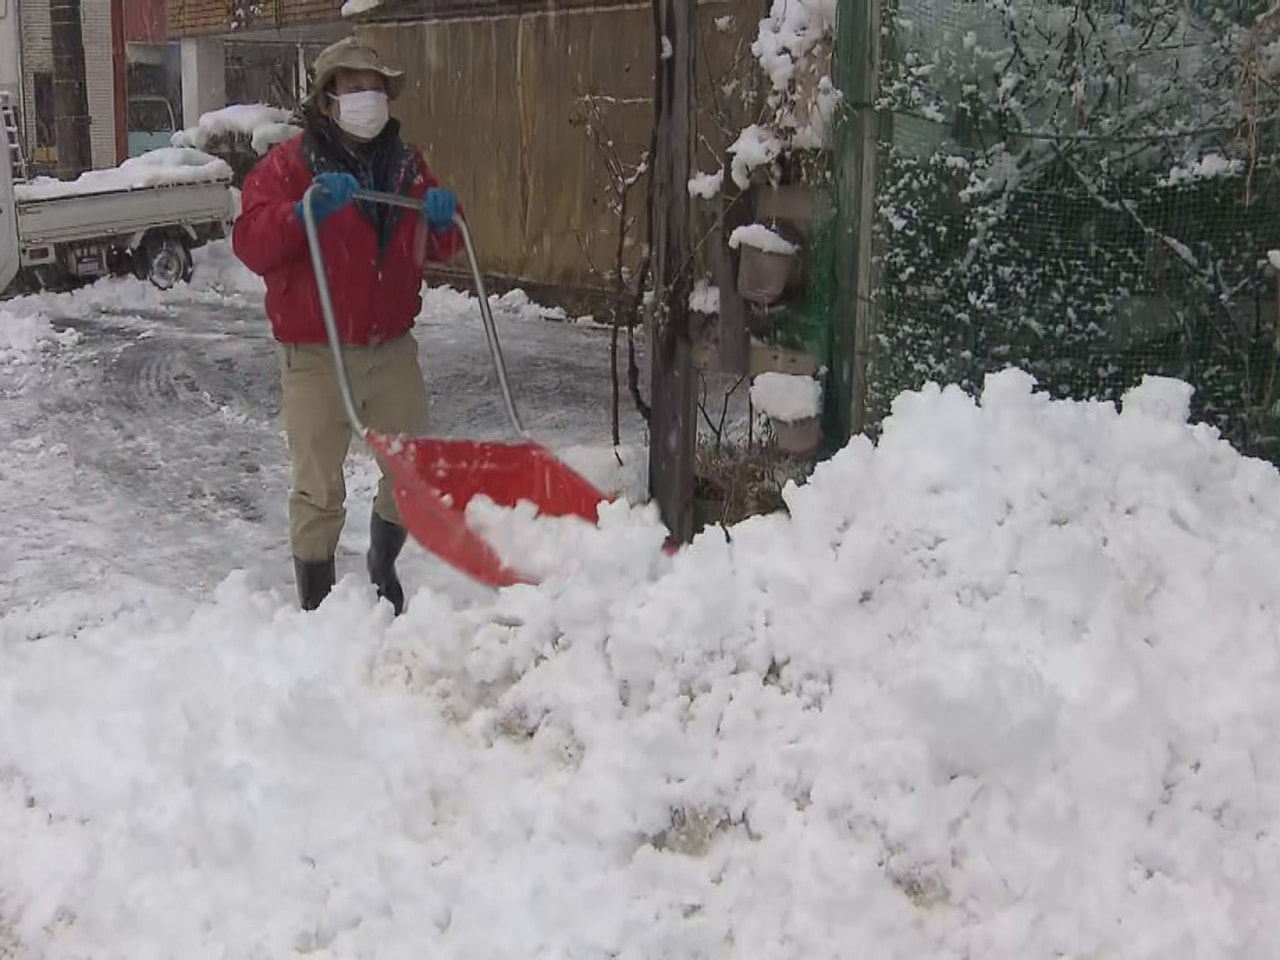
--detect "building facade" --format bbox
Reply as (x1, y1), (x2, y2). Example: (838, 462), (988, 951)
(17, 0), (120, 171)
(167, 0), (345, 126)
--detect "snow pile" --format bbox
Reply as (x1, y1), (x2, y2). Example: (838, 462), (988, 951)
(341, 0), (382, 16)
(465, 497), (606, 582)
(751, 371), (821, 422)
(189, 240), (266, 299)
(0, 309), (79, 364)
(420, 284), (572, 326)
(1269, 249), (1280, 272)
(729, 223), (798, 255)
(687, 168), (724, 200)
(559, 444), (648, 504)
(250, 122), (304, 155)
(172, 104), (301, 156)
(5, 371), (1280, 956)
(14, 149), (232, 201)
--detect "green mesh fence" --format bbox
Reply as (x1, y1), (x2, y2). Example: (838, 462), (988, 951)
(830, 0), (1280, 460)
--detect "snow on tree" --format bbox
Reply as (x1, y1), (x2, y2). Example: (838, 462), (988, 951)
(870, 0), (1280, 457)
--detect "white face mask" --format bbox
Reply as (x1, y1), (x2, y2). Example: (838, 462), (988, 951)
(331, 90), (389, 140)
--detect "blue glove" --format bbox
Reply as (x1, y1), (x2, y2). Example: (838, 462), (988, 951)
(297, 172), (358, 225)
(423, 187), (457, 233)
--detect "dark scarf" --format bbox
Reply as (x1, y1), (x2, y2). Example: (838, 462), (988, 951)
(303, 117), (418, 259)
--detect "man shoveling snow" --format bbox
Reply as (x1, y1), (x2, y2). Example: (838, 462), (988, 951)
(233, 37), (464, 615)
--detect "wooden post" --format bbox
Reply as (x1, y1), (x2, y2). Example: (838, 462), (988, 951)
(51, 0), (92, 177)
(648, 0), (697, 542)
(830, 0), (881, 440)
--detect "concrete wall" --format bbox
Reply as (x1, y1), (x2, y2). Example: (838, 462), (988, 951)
(358, 1), (752, 291)
(83, 0), (118, 168)
(180, 36), (225, 126)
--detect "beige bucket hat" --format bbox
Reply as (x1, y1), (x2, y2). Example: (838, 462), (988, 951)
(306, 37), (405, 105)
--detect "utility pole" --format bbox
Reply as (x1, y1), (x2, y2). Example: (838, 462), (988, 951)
(648, 0), (697, 542)
(51, 0), (92, 177)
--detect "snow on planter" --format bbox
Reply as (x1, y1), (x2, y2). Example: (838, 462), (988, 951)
(14, 148), (232, 201)
(728, 223), (798, 255)
(4, 370), (1280, 956)
(171, 103), (301, 156)
(751, 371), (821, 423)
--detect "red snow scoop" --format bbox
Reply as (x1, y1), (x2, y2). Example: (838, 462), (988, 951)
(302, 187), (611, 587)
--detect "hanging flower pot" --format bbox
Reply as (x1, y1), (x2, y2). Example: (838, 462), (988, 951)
(730, 224), (798, 305)
(771, 416), (821, 457)
(750, 371), (823, 458)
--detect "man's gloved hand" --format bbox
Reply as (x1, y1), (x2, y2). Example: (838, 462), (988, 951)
(423, 188), (458, 233)
(296, 172), (359, 225)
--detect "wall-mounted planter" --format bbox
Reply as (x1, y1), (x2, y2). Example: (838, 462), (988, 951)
(750, 371), (823, 458)
(737, 245), (794, 305)
(730, 224), (798, 306)
(771, 415), (821, 457)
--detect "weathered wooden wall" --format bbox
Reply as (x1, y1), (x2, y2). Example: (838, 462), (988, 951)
(358, 1), (753, 292)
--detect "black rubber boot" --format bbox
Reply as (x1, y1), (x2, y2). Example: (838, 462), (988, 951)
(294, 557), (336, 612)
(368, 512), (408, 615)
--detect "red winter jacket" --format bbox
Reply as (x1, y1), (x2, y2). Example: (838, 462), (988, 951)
(232, 133), (463, 346)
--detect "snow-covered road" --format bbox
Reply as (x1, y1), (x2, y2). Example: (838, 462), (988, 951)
(0, 246), (648, 609)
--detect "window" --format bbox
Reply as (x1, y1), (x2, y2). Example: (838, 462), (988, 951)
(128, 97), (175, 134)
(33, 72), (54, 148)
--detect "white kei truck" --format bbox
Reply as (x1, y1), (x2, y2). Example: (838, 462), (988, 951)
(1, 92), (235, 297)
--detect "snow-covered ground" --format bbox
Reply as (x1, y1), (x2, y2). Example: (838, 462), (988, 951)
(0, 242), (649, 609)
(3, 245), (1280, 958)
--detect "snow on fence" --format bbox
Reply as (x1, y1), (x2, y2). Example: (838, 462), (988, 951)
(845, 0), (1280, 460)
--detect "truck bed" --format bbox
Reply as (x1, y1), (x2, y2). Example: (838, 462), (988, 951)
(16, 179), (233, 246)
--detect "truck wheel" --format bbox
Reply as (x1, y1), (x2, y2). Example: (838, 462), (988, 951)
(138, 235), (193, 290)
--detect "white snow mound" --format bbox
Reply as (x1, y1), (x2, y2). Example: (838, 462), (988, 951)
(172, 103), (302, 156)
(729, 223), (798, 255)
(751, 371), (821, 422)
(0, 310), (79, 363)
(14, 148), (232, 201)
(3, 370), (1280, 957)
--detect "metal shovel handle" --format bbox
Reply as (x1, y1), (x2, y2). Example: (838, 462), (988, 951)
(300, 185), (526, 439)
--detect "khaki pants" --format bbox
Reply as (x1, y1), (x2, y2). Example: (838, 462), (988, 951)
(279, 333), (430, 562)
